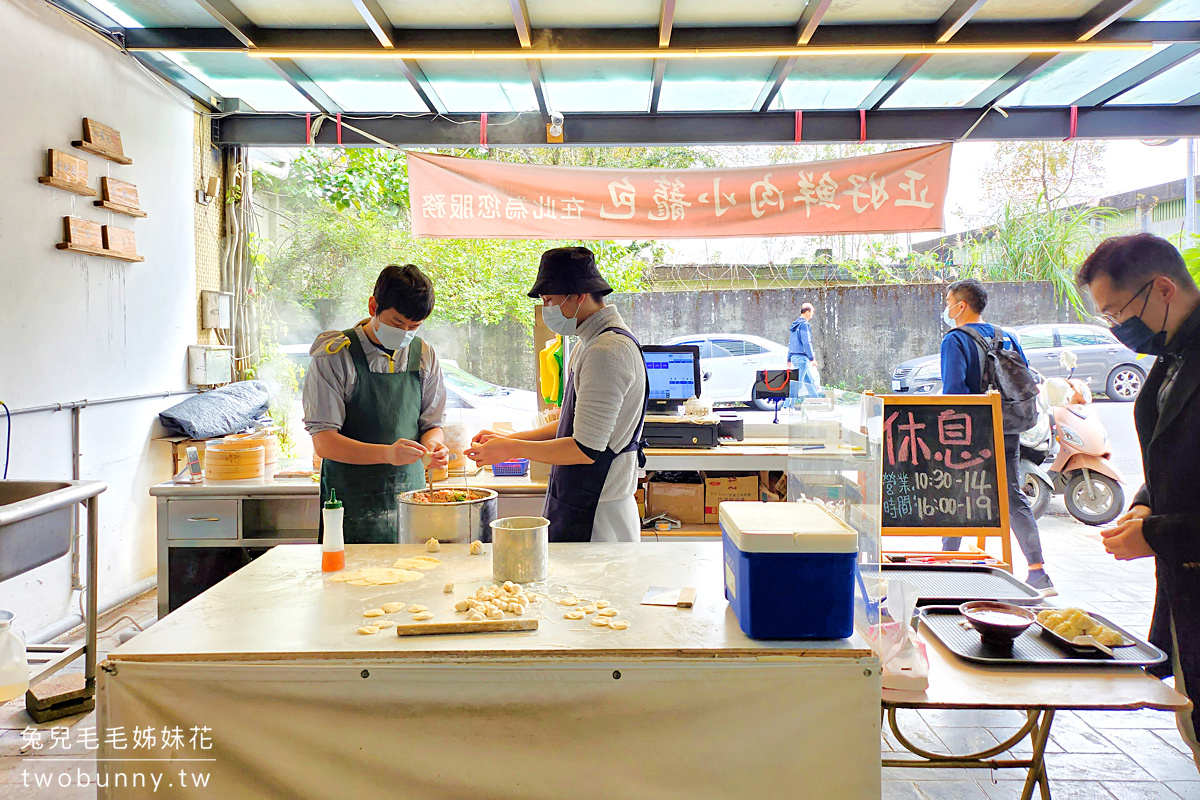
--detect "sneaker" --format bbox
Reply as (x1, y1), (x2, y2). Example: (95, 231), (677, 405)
(1026, 570), (1058, 597)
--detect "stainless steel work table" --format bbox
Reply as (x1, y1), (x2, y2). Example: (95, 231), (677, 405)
(100, 542), (882, 799)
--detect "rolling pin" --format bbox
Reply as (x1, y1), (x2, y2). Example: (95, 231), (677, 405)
(394, 618), (538, 636)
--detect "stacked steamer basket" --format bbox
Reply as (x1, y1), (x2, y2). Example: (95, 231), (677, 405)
(204, 440), (266, 481)
(224, 429), (279, 469)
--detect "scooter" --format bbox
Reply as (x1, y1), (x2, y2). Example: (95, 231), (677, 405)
(1019, 351), (1126, 526)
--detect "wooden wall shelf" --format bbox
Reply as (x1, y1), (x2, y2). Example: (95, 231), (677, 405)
(95, 200), (147, 217)
(72, 119), (132, 165)
(55, 242), (144, 263)
(38, 176), (96, 196)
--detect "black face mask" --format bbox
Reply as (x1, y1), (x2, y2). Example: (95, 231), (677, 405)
(1110, 280), (1170, 356)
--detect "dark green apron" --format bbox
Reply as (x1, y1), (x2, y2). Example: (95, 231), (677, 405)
(320, 328), (425, 544)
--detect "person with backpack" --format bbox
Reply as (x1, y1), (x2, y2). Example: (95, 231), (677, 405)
(938, 279), (1055, 594)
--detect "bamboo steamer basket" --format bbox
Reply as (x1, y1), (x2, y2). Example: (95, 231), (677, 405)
(204, 441), (265, 480)
(223, 430), (278, 466)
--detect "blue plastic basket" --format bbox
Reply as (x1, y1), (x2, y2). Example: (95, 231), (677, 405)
(493, 458), (530, 477)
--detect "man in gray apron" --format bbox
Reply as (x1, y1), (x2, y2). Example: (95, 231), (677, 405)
(303, 264), (449, 543)
(467, 247), (648, 543)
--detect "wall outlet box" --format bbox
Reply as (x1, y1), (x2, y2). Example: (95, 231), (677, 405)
(201, 290), (233, 330)
(188, 345), (233, 386)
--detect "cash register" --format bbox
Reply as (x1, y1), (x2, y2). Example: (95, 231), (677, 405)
(640, 345), (737, 448)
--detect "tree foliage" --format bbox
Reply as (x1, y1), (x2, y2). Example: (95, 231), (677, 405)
(978, 141), (1107, 215)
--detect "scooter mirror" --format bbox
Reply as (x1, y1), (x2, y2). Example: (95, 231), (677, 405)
(1059, 350), (1079, 371)
(1044, 377), (1074, 408)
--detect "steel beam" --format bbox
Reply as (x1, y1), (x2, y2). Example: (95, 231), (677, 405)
(934, 0), (990, 44)
(860, 54), (930, 110)
(658, 0), (676, 48)
(1073, 44), (1200, 105)
(348, 0), (394, 48)
(649, 58), (667, 113)
(214, 106), (1200, 147)
(398, 59), (446, 114)
(132, 52), (226, 110)
(264, 57), (343, 114)
(1075, 0), (1145, 41)
(121, 21), (1200, 53)
(509, 0), (533, 48)
(964, 53), (1058, 108)
(796, 0), (834, 45)
(192, 0), (257, 47)
(755, 56), (797, 112)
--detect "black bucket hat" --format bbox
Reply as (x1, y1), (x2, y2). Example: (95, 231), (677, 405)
(526, 247), (613, 299)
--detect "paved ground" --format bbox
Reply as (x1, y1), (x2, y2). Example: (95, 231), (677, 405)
(2, 398), (1194, 798)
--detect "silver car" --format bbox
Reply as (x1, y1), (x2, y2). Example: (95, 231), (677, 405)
(891, 324), (1154, 402)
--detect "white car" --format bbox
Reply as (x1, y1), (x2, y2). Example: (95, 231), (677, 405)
(660, 334), (791, 410)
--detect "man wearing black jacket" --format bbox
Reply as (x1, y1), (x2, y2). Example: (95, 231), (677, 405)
(1077, 233), (1200, 767)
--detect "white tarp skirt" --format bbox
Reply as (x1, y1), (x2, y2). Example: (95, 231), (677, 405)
(99, 656), (881, 799)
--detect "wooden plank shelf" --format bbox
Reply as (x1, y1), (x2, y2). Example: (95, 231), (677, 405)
(94, 200), (147, 217)
(55, 242), (144, 263)
(72, 140), (132, 165)
(37, 176), (96, 196)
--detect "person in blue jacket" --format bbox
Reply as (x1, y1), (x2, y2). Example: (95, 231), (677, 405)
(788, 302), (822, 399)
(939, 279), (1055, 595)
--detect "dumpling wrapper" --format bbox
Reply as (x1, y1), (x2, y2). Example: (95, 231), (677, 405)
(330, 567), (424, 585)
(392, 556), (442, 570)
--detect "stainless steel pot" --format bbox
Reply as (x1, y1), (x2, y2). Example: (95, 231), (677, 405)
(397, 488), (498, 544)
(490, 516), (549, 583)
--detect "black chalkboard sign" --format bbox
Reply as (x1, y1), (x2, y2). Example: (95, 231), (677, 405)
(880, 394), (1010, 551)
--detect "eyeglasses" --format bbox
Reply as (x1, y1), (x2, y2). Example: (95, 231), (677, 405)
(1097, 279), (1153, 327)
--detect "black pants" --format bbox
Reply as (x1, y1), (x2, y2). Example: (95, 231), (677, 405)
(943, 433), (1045, 566)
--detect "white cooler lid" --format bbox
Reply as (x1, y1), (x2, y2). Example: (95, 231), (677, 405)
(719, 501), (858, 554)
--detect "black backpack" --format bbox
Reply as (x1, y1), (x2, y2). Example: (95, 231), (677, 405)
(954, 325), (1039, 434)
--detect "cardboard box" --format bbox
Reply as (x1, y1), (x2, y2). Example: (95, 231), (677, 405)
(704, 475), (759, 523)
(530, 459), (552, 484)
(646, 481), (705, 525)
(635, 486), (646, 519)
(760, 471), (785, 502)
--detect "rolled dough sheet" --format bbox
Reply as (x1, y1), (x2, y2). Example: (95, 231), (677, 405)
(329, 568), (424, 586)
(392, 556), (443, 570)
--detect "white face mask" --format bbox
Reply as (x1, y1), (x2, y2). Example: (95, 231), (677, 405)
(942, 301), (962, 328)
(543, 297), (581, 336)
(374, 320), (416, 351)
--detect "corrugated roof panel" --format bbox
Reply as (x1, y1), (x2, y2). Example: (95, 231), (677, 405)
(1109, 52), (1200, 104)
(972, 0), (1099, 21)
(376, 0), (513, 28)
(1003, 46), (1170, 106)
(542, 60), (654, 112)
(98, 0), (219, 27)
(526, 0), (659, 27)
(289, 59), (430, 113)
(162, 52), (317, 112)
(776, 55), (899, 109)
(822, 0), (950, 24)
(657, 57), (778, 111)
(418, 60), (539, 112)
(674, 0), (807, 26)
(881, 54), (1025, 108)
(226, 0), (364, 27)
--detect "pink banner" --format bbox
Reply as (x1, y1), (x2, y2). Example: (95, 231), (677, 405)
(408, 143), (951, 239)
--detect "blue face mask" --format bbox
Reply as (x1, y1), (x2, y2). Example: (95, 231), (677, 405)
(543, 297), (581, 336)
(374, 320), (416, 351)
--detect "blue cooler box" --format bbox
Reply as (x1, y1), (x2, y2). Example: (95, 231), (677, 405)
(719, 501), (858, 640)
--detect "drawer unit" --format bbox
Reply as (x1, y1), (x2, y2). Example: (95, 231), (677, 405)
(167, 499), (238, 540)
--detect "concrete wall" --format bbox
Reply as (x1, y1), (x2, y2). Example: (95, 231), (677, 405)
(0, 0), (198, 633)
(614, 282), (1069, 390)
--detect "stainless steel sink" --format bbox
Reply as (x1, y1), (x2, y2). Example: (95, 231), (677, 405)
(0, 481), (105, 582)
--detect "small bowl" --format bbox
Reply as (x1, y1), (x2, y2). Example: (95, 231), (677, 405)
(960, 601), (1036, 645)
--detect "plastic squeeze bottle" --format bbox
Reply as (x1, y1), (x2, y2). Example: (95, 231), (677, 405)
(0, 611), (29, 702)
(321, 489), (345, 572)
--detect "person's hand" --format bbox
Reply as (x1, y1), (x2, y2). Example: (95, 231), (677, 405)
(471, 429), (502, 447)
(1101, 505), (1155, 561)
(426, 441), (450, 471)
(386, 438), (428, 467)
(464, 436), (517, 467)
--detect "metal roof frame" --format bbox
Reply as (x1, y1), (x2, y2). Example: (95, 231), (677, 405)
(42, 0), (1200, 144)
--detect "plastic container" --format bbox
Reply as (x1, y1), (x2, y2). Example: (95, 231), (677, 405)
(719, 501), (858, 640)
(0, 610), (29, 702)
(492, 458), (530, 477)
(321, 490), (345, 572)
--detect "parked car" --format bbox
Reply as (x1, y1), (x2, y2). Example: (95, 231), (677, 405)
(891, 324), (1154, 402)
(660, 333), (790, 410)
(280, 345), (537, 430)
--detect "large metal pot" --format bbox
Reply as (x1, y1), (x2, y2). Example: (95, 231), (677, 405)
(397, 488), (498, 544)
(490, 516), (549, 583)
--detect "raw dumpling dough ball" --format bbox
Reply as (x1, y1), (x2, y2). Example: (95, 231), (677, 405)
(425, 538), (441, 552)
(468, 611), (486, 622)
(510, 604), (526, 616)
(363, 608), (386, 618)
(444, 583), (455, 593)
(412, 611), (434, 621)
(564, 610), (585, 620)
(590, 617), (610, 628)
(357, 625), (380, 635)
(381, 602), (405, 614)
(487, 608), (505, 620)
(609, 620), (630, 630)
(469, 540), (486, 555)
(455, 600), (471, 612)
